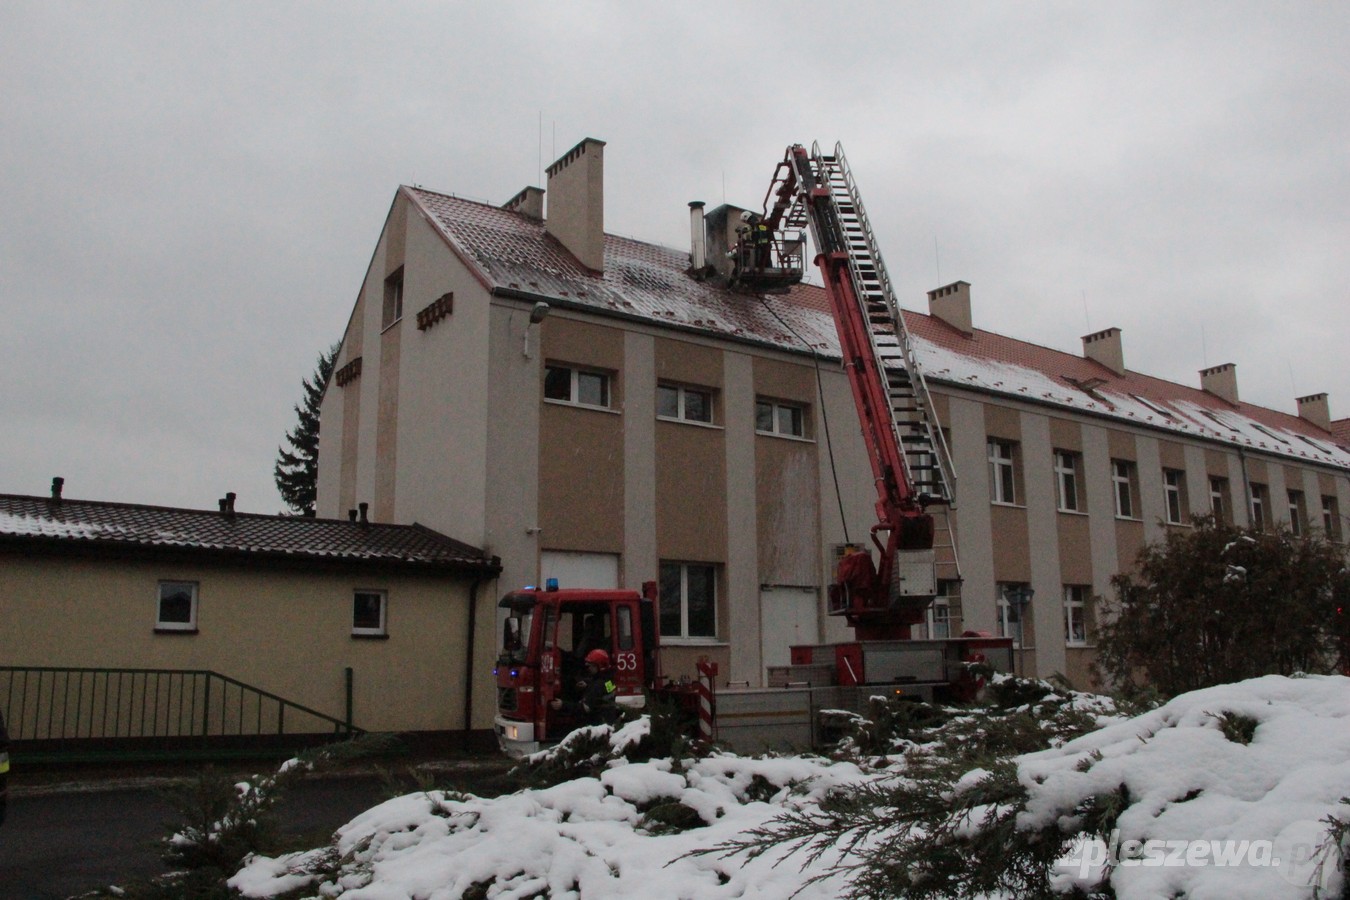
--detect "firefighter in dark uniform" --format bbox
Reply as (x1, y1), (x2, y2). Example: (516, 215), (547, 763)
(550, 649), (619, 727)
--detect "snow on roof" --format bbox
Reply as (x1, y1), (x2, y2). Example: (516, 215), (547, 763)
(408, 187), (1350, 473)
(0, 493), (497, 572)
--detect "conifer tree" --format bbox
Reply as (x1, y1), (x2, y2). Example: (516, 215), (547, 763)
(274, 343), (339, 516)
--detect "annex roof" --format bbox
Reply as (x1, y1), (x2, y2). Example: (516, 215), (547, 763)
(0, 493), (500, 574)
(406, 187), (1350, 473)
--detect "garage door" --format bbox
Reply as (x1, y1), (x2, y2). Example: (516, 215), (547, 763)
(540, 551), (620, 590)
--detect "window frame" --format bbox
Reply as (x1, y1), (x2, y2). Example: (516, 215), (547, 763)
(156, 580), (199, 633)
(1053, 449), (1082, 512)
(996, 582), (1031, 649)
(755, 398), (807, 439)
(1112, 459), (1138, 519)
(1163, 468), (1186, 525)
(382, 267), (404, 331)
(1250, 482), (1269, 530)
(1063, 584), (1091, 647)
(988, 438), (1017, 505)
(657, 382), (715, 425)
(352, 589), (388, 638)
(658, 561), (719, 642)
(544, 363), (613, 410)
(1288, 489), (1307, 537)
(1210, 476), (1231, 524)
(1324, 495), (1343, 542)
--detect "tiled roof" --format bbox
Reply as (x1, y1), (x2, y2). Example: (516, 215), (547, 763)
(408, 188), (836, 353)
(0, 494), (500, 573)
(406, 187), (1350, 473)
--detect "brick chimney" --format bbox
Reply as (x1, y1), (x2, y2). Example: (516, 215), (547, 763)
(1297, 392), (1331, 431)
(926, 281), (972, 334)
(1081, 327), (1125, 376)
(545, 137), (605, 272)
(1200, 363), (1239, 405)
(502, 186), (544, 220)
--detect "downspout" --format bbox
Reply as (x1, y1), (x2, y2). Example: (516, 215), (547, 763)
(463, 574), (482, 739)
(1237, 446), (1252, 525)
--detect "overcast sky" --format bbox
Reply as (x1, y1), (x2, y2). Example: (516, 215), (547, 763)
(4, 2), (1348, 514)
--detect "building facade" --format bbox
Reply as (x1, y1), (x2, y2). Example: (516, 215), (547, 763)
(0, 487), (500, 734)
(318, 138), (1350, 690)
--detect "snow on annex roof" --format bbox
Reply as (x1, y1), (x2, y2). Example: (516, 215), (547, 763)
(408, 187), (1350, 473)
(0, 493), (499, 573)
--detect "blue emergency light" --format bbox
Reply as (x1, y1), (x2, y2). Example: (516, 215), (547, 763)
(545, 577), (560, 591)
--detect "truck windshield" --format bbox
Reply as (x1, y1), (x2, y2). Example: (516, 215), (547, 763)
(498, 594), (535, 664)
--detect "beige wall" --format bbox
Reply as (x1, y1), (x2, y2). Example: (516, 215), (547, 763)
(0, 554), (488, 733)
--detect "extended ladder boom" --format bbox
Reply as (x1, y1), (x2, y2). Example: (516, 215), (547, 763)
(750, 143), (958, 637)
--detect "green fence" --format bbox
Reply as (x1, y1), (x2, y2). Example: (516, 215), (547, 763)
(0, 666), (360, 763)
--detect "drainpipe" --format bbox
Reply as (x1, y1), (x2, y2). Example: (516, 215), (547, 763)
(1237, 447), (1253, 526)
(463, 574), (482, 739)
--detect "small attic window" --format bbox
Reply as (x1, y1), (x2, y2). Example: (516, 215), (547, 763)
(1296, 434), (1333, 454)
(1130, 394), (1175, 419)
(1251, 423), (1290, 445)
(1200, 410), (1240, 433)
(1063, 375), (1109, 402)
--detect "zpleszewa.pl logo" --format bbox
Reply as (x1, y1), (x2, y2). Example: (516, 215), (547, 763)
(1057, 822), (1342, 889)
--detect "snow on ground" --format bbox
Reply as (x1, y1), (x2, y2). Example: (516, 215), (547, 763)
(232, 675), (1350, 899)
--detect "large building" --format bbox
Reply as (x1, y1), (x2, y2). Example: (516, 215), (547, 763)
(317, 137), (1350, 692)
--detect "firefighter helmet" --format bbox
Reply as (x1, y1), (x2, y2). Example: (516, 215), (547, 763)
(584, 649), (611, 668)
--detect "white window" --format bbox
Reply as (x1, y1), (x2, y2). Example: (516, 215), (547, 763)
(544, 364), (611, 408)
(755, 399), (805, 438)
(156, 581), (198, 632)
(1210, 476), (1230, 523)
(926, 582), (956, 639)
(1112, 459), (1137, 518)
(1324, 495), (1342, 542)
(657, 383), (714, 424)
(1251, 482), (1269, 530)
(988, 439), (1017, 505)
(996, 583), (1031, 648)
(1063, 585), (1090, 646)
(382, 267), (404, 329)
(1288, 490), (1306, 537)
(659, 561), (717, 640)
(1163, 469), (1186, 525)
(352, 590), (388, 637)
(1053, 450), (1081, 512)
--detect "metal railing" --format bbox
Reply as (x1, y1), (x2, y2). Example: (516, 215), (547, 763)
(0, 666), (360, 762)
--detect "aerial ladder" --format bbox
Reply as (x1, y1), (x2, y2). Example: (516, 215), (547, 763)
(737, 142), (958, 639)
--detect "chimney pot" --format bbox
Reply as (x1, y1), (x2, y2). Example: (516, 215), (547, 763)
(1297, 392), (1332, 431)
(358, 502), (369, 525)
(502, 185), (544, 220)
(348, 508), (358, 522)
(545, 137), (606, 272)
(1200, 363), (1240, 405)
(689, 201), (707, 272)
(51, 477), (64, 501)
(1081, 327), (1126, 376)
(927, 281), (973, 335)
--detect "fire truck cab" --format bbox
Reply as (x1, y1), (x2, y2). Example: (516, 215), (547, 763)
(494, 580), (659, 757)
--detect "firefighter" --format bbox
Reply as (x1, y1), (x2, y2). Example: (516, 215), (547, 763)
(752, 214), (773, 269)
(550, 648), (618, 726)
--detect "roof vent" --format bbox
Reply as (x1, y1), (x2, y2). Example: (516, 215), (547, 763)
(1082, 327), (1125, 376)
(51, 476), (64, 502)
(545, 138), (606, 273)
(358, 502), (370, 526)
(1297, 392), (1331, 431)
(1200, 363), (1240, 405)
(927, 281), (973, 335)
(218, 492), (237, 516)
(348, 508), (358, 523)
